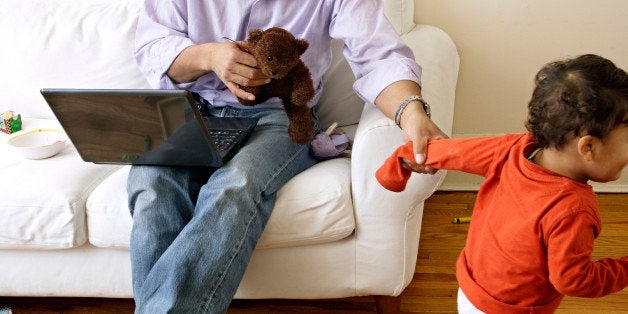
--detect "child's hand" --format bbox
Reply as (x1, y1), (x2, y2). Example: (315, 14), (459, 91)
(376, 140), (441, 192)
(401, 158), (438, 174)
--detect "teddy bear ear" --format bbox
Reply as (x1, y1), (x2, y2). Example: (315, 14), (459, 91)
(295, 39), (309, 56)
(248, 29), (264, 45)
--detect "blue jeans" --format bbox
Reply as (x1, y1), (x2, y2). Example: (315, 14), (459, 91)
(127, 105), (319, 313)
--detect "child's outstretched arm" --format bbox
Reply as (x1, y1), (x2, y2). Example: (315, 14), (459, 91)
(376, 135), (522, 192)
(375, 141), (416, 192)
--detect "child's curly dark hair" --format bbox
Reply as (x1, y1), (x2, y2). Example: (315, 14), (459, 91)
(525, 54), (628, 148)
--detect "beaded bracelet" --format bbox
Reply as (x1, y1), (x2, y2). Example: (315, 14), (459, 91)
(394, 95), (431, 128)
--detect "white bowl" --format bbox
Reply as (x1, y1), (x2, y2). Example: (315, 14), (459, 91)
(7, 129), (68, 159)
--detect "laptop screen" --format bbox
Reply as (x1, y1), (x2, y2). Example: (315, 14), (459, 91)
(41, 89), (221, 166)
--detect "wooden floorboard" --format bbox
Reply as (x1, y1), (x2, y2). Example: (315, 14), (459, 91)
(0, 192), (626, 313)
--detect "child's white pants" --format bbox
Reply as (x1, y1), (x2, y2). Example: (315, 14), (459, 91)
(457, 288), (485, 314)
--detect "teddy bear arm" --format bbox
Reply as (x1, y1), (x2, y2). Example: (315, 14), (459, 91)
(283, 100), (315, 144)
(289, 65), (315, 106)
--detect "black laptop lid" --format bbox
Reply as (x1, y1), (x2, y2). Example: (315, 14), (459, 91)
(41, 89), (230, 167)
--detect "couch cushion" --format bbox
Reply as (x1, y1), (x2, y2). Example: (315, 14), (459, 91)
(87, 158), (355, 249)
(0, 0), (149, 120)
(0, 119), (121, 249)
(257, 158), (355, 249)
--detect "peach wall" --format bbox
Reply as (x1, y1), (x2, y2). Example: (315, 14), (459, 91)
(415, 0), (628, 191)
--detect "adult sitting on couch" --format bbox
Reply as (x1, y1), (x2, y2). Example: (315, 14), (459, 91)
(129, 0), (444, 312)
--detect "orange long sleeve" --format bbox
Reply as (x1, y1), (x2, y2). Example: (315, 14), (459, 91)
(375, 141), (414, 192)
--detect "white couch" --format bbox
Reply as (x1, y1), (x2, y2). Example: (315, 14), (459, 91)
(0, 0), (459, 309)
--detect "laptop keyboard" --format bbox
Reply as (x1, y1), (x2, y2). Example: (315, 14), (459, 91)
(208, 128), (245, 151)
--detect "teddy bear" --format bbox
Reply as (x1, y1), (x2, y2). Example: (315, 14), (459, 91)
(236, 27), (315, 144)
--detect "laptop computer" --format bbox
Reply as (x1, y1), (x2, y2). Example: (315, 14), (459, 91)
(40, 88), (258, 167)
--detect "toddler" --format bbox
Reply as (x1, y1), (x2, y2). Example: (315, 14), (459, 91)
(377, 54), (628, 313)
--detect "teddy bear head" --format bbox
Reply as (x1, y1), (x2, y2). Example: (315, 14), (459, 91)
(247, 27), (309, 80)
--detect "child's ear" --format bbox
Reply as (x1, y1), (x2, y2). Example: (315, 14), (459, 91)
(577, 135), (598, 161)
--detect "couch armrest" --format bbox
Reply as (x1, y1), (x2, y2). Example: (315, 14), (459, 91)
(351, 103), (448, 295)
(350, 24), (459, 296)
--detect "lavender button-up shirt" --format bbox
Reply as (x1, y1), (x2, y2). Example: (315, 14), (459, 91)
(135, 0), (422, 109)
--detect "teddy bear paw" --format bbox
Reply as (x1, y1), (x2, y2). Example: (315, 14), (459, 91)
(288, 121), (314, 144)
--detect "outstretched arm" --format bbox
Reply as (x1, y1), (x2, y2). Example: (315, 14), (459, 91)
(374, 80), (448, 174)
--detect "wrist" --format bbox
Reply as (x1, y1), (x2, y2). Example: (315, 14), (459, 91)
(394, 95), (431, 129)
(168, 44), (214, 83)
(197, 43), (217, 73)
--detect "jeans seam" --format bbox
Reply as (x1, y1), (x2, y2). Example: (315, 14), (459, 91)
(262, 143), (310, 194)
(200, 205), (258, 313)
(199, 144), (309, 312)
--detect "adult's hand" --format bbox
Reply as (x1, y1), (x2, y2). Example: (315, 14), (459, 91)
(166, 41), (270, 101)
(375, 80), (448, 174)
(398, 106), (447, 174)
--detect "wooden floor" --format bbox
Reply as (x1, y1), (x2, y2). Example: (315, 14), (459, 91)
(1, 192), (626, 313)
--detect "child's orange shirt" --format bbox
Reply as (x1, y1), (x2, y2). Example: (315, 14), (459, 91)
(424, 133), (628, 313)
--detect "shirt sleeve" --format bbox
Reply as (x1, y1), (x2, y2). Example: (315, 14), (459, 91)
(328, 0), (422, 105)
(134, 0), (195, 90)
(424, 135), (520, 177)
(547, 209), (628, 297)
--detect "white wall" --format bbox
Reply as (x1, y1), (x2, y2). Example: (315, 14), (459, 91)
(414, 0), (628, 192)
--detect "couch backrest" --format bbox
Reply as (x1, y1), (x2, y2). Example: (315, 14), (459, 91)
(0, 0), (414, 125)
(384, 0), (416, 35)
(311, 0), (416, 129)
(0, 0), (148, 120)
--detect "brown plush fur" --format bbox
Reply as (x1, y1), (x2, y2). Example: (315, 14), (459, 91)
(237, 27), (315, 144)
